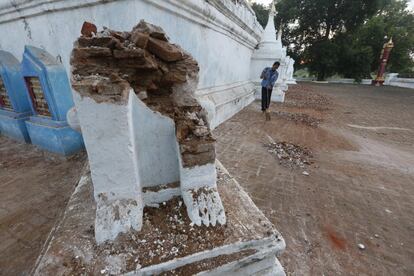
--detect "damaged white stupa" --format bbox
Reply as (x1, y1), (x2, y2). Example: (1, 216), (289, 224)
(70, 21), (226, 244)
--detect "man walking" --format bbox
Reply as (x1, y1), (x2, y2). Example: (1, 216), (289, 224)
(260, 62), (280, 121)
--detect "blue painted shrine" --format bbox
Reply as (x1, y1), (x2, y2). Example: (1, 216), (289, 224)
(21, 46), (84, 155)
(0, 51), (32, 142)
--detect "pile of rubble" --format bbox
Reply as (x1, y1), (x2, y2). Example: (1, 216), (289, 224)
(284, 84), (332, 110)
(71, 20), (215, 168)
(265, 141), (313, 169)
(92, 198), (227, 273)
(286, 83), (316, 94)
(272, 111), (321, 127)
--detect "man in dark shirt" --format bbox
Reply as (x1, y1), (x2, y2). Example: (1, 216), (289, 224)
(260, 61), (280, 120)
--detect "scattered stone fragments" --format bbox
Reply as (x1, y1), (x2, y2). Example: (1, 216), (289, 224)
(272, 111), (321, 127)
(94, 197), (228, 271)
(265, 141), (313, 169)
(33, 163), (286, 275)
(71, 20), (225, 243)
(284, 84), (332, 110)
(358, 243), (366, 250)
(81, 21), (97, 37)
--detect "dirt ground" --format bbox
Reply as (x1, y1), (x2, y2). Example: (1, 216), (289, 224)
(0, 137), (86, 276)
(1, 82), (413, 276)
(214, 83), (414, 276)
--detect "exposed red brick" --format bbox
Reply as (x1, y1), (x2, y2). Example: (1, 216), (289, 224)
(81, 22), (97, 37)
(71, 21), (214, 169)
(72, 47), (112, 59)
(147, 38), (183, 62)
(131, 32), (149, 49)
(113, 48), (145, 59)
(77, 36), (122, 49)
(133, 20), (169, 41)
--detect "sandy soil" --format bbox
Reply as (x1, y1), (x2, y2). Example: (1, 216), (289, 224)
(1, 82), (413, 276)
(0, 137), (86, 275)
(214, 83), (414, 276)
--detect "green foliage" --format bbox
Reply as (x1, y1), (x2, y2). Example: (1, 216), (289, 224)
(273, 0), (414, 80)
(251, 3), (268, 29)
(307, 40), (340, 81)
(355, 0), (414, 73)
(337, 43), (374, 81)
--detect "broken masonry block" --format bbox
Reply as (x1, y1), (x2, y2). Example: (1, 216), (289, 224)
(77, 36), (122, 49)
(72, 47), (112, 58)
(81, 21), (97, 37)
(130, 31), (149, 49)
(133, 19), (169, 41)
(147, 37), (184, 62)
(70, 20), (226, 243)
(71, 78), (144, 244)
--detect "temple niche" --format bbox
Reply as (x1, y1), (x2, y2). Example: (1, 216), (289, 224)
(20, 46), (84, 155)
(286, 57), (297, 84)
(0, 51), (32, 143)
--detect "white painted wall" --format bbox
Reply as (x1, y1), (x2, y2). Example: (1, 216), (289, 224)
(327, 78), (371, 85)
(325, 76), (414, 89)
(388, 78), (414, 89)
(129, 91), (180, 188)
(385, 74), (414, 89)
(0, 0), (263, 127)
(72, 90), (144, 244)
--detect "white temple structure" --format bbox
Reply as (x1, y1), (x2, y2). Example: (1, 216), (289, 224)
(250, 0), (296, 102)
(0, 1), (288, 274)
(286, 57), (297, 84)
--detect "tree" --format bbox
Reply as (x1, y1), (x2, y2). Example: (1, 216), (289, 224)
(306, 40), (340, 81)
(353, 0), (414, 73)
(250, 0), (414, 80)
(335, 34), (374, 81)
(276, 0), (387, 80)
(251, 3), (268, 28)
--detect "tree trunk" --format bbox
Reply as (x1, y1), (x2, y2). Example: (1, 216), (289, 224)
(317, 69), (326, 81)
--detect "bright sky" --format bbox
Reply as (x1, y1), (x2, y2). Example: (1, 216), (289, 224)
(251, 0), (414, 11)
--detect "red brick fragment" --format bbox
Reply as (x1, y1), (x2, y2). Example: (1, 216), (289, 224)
(133, 20), (169, 41)
(72, 47), (112, 59)
(147, 38), (183, 62)
(113, 48), (145, 59)
(110, 30), (130, 42)
(81, 22), (97, 37)
(77, 36), (122, 49)
(130, 32), (149, 49)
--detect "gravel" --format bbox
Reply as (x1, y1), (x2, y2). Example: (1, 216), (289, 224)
(265, 141), (313, 169)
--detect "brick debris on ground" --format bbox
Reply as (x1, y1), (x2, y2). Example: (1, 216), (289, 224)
(214, 82), (414, 276)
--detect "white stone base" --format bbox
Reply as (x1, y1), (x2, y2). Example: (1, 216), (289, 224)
(197, 81), (256, 129)
(33, 160), (286, 276)
(388, 78), (414, 89)
(254, 85), (286, 103)
(271, 92), (285, 103)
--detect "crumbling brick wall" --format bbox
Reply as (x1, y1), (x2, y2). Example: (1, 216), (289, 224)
(71, 21), (226, 234)
(71, 21), (215, 169)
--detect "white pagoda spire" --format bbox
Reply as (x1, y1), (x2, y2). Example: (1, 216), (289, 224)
(261, 0), (277, 44)
(250, 0), (289, 103)
(258, 0), (283, 56)
(276, 25), (283, 50)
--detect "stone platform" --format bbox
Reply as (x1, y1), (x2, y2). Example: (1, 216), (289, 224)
(33, 161), (285, 275)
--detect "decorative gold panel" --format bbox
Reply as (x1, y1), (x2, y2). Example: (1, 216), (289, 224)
(26, 77), (51, 117)
(0, 77), (12, 110)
